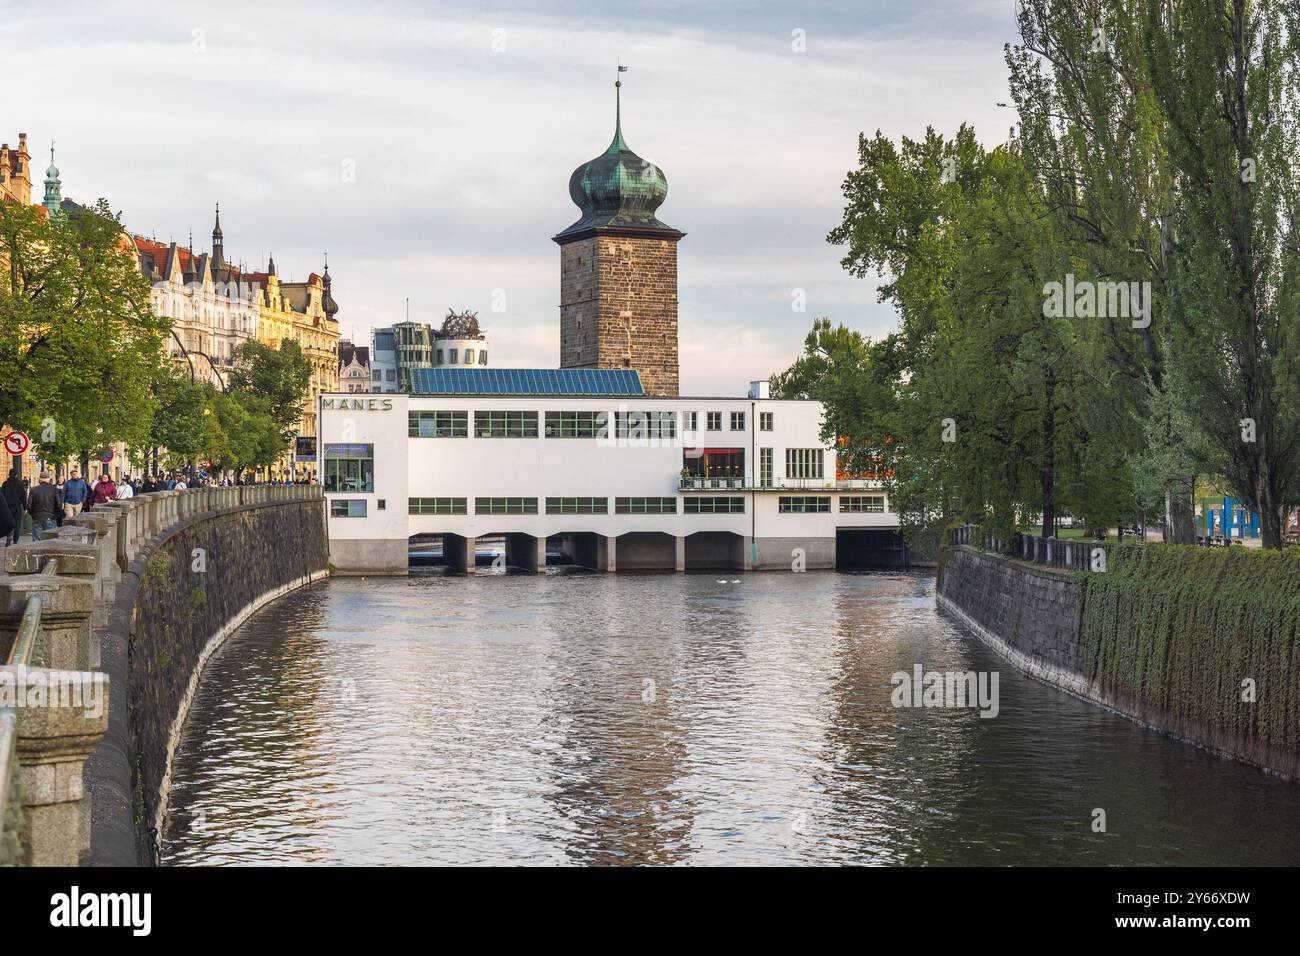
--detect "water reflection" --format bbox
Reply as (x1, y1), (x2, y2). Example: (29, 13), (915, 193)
(164, 572), (1300, 865)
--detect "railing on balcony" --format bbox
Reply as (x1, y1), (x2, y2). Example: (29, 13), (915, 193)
(677, 477), (886, 492)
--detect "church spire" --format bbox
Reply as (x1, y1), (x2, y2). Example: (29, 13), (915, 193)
(42, 142), (63, 221)
(211, 203), (224, 267)
(267, 251), (276, 276)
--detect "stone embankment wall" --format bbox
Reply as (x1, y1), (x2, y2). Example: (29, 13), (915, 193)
(937, 543), (1300, 779)
(77, 488), (327, 866)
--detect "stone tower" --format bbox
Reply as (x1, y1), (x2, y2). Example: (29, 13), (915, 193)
(554, 73), (684, 396)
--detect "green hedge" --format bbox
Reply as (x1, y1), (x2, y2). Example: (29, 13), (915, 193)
(1083, 545), (1300, 752)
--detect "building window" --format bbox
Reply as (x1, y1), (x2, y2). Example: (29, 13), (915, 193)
(409, 497), (468, 515)
(683, 496), (745, 514)
(730, 411), (746, 431)
(785, 448), (825, 480)
(449, 348), (458, 364)
(760, 412), (774, 431)
(840, 495), (886, 513)
(682, 448), (745, 479)
(377, 499), (386, 510)
(545, 497), (608, 514)
(475, 497), (538, 515)
(465, 349), (475, 364)
(475, 410), (540, 438)
(323, 444), (374, 493)
(760, 448), (773, 487)
(329, 498), (368, 517)
(615, 497), (678, 514)
(436, 350), (444, 364)
(544, 410), (608, 438)
(614, 411), (676, 440)
(682, 411), (697, 432)
(409, 410), (468, 437)
(706, 411), (722, 431)
(386, 369), (396, 381)
(779, 496), (831, 513)
(478, 351), (488, 365)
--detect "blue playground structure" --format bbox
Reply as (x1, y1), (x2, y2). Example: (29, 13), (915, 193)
(1199, 496), (1259, 540)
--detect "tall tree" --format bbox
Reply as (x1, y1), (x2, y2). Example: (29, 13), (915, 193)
(0, 198), (169, 468)
(228, 338), (313, 445)
(1006, 0), (1198, 542)
(1146, 0), (1300, 547)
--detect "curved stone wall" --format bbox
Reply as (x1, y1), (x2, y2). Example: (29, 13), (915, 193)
(82, 489), (327, 866)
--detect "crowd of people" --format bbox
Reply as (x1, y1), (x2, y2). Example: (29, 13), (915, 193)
(0, 468), (317, 544)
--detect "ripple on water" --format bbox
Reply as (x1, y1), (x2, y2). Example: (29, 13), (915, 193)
(163, 572), (1300, 866)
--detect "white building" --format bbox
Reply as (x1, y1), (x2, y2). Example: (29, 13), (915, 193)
(319, 370), (900, 575)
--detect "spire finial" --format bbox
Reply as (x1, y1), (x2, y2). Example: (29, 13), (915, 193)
(612, 63), (628, 148)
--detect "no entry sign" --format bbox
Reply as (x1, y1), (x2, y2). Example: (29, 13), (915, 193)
(3, 431), (29, 456)
(100, 450), (114, 463)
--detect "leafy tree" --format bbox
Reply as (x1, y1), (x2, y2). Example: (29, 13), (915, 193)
(0, 198), (169, 472)
(228, 338), (313, 445)
(1146, 0), (1300, 548)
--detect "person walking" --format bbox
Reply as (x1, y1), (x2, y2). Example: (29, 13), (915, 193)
(116, 476), (135, 500)
(28, 472), (61, 541)
(62, 469), (89, 518)
(2, 469), (25, 545)
(90, 472), (117, 508)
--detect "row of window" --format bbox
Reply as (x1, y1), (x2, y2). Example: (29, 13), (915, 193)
(343, 494), (888, 519)
(406, 409), (778, 438)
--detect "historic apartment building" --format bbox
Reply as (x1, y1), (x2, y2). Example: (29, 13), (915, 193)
(0, 133), (32, 205)
(244, 250), (341, 474)
(135, 208), (341, 475)
(555, 80), (683, 396)
(134, 209), (260, 389)
(338, 339), (372, 393)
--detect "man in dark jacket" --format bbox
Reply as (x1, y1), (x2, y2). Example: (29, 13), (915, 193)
(28, 472), (61, 541)
(2, 469), (25, 545)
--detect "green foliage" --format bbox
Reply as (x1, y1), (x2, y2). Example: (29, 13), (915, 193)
(228, 338), (312, 444)
(0, 198), (170, 465)
(1084, 544), (1300, 751)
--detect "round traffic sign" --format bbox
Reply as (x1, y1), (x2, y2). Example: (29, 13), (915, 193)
(100, 450), (114, 464)
(3, 431), (29, 456)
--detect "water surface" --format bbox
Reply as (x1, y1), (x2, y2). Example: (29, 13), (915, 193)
(164, 572), (1300, 865)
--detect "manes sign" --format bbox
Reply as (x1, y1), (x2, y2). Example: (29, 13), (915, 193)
(321, 398), (394, 411)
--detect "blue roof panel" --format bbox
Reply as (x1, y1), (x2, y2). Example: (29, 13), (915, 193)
(410, 367), (645, 396)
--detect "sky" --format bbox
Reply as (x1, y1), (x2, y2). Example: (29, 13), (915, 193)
(4, 0), (1016, 395)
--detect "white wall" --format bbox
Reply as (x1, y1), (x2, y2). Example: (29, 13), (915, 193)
(320, 392), (895, 544)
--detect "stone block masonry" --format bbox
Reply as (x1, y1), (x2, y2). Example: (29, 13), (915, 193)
(85, 490), (328, 866)
(937, 543), (1300, 779)
(559, 234), (680, 396)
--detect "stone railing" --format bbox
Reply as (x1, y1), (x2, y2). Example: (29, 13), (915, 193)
(0, 485), (323, 866)
(947, 525), (1117, 572)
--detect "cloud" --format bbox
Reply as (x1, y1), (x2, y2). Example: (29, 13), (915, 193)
(6, 0), (1014, 394)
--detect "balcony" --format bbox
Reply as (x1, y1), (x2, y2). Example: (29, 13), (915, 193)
(677, 477), (885, 492)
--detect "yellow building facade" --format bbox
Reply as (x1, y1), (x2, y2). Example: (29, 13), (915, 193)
(245, 255), (340, 477)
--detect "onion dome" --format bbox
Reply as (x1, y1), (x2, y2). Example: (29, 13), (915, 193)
(322, 255), (339, 318)
(554, 74), (683, 244)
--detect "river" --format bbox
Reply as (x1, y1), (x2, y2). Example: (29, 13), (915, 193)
(162, 571), (1300, 865)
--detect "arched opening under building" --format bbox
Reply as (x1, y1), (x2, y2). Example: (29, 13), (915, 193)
(617, 532), (678, 572)
(546, 532), (603, 571)
(684, 531), (745, 572)
(836, 528), (909, 570)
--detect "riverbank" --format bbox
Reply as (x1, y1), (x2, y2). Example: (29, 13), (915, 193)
(938, 543), (1300, 780)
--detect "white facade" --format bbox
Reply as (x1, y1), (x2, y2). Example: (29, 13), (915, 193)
(318, 390), (898, 574)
